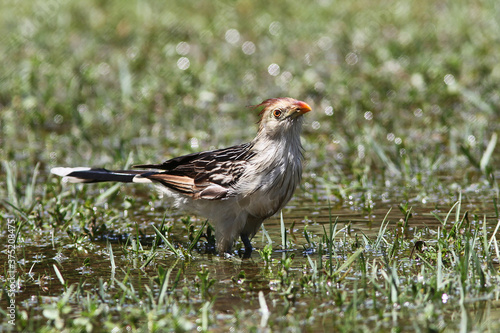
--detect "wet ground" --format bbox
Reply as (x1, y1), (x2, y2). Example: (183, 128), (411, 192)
(2, 180), (499, 331)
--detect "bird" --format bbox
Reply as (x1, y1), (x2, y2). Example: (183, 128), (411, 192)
(51, 97), (312, 256)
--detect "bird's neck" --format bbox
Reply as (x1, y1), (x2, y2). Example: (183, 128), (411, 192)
(251, 122), (304, 159)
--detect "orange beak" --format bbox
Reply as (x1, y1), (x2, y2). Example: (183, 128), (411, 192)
(295, 101), (312, 114)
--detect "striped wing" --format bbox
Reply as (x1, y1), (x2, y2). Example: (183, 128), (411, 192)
(134, 142), (255, 200)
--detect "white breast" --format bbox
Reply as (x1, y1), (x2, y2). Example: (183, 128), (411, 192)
(237, 138), (303, 218)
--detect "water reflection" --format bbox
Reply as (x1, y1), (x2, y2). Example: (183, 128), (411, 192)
(1, 184), (498, 329)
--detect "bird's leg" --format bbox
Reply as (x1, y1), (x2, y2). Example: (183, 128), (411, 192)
(240, 234), (253, 258)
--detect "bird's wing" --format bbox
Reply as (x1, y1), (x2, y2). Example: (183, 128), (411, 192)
(133, 142), (255, 200)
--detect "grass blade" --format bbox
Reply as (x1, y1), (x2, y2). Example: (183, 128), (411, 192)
(261, 224), (273, 245)
(441, 200), (461, 228)
(489, 219), (500, 249)
(53, 264), (66, 287)
(108, 242), (116, 275)
(158, 265), (174, 306)
(374, 209), (392, 249)
(188, 219), (208, 253)
(332, 247), (364, 278)
(480, 132), (497, 172)
(259, 291), (270, 328)
(280, 210), (286, 250)
(152, 224), (182, 257)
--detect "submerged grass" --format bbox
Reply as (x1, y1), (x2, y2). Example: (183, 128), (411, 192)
(1, 0), (500, 331)
(2, 192), (499, 332)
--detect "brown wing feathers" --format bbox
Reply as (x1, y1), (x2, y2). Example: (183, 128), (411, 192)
(133, 142), (255, 199)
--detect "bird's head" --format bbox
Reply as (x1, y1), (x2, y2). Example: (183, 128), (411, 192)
(254, 97), (312, 139)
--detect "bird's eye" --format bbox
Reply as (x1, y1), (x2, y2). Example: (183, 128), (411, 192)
(273, 109), (282, 118)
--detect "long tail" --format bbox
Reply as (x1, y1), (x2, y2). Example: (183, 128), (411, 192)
(50, 167), (153, 184)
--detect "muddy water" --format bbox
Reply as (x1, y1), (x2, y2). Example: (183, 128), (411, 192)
(1, 186), (499, 330)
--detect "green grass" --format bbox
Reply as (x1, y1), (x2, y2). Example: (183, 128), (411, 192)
(1, 0), (500, 331)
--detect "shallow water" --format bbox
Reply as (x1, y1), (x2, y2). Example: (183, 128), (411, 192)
(1, 183), (499, 331)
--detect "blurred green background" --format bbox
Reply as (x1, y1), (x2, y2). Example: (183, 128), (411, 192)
(1, 0), (499, 195)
